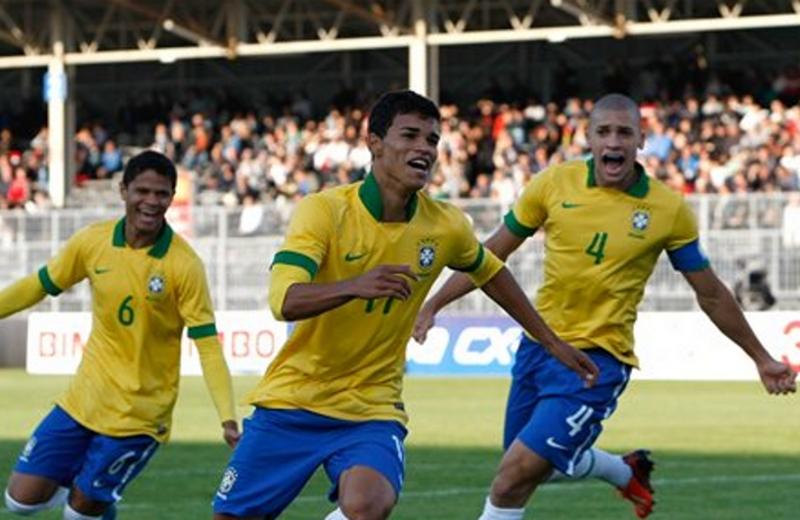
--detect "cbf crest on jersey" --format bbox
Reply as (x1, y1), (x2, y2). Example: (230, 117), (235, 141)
(417, 238), (438, 273)
(147, 272), (167, 300)
(629, 206), (651, 238)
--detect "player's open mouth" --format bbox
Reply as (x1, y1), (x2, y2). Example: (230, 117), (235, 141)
(407, 157), (431, 173)
(601, 152), (625, 172)
(138, 209), (161, 223)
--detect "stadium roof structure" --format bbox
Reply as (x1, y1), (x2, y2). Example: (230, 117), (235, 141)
(5, 0), (800, 207)
(1, 0), (799, 69)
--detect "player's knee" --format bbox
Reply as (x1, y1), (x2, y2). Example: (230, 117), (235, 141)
(490, 467), (542, 506)
(4, 487), (46, 516)
(63, 502), (105, 520)
(339, 493), (393, 520)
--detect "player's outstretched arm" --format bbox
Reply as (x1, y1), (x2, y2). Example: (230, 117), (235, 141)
(480, 267), (599, 386)
(0, 274), (48, 319)
(274, 264), (418, 322)
(683, 268), (797, 395)
(195, 335), (240, 447)
(413, 226), (526, 343)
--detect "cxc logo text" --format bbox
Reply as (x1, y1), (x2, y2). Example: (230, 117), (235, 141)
(407, 325), (522, 367)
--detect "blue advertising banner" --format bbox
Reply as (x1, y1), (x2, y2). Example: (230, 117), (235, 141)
(406, 316), (521, 375)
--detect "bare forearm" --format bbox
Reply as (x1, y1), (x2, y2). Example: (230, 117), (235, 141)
(281, 280), (358, 321)
(480, 267), (560, 348)
(425, 271), (479, 313)
(699, 285), (771, 364)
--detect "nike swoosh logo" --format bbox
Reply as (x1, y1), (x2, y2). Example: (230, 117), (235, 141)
(94, 267), (111, 274)
(345, 252), (368, 262)
(561, 202), (582, 209)
(546, 437), (569, 451)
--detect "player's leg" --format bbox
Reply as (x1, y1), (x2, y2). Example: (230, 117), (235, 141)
(323, 420), (407, 520)
(68, 432), (159, 518)
(5, 406), (89, 515)
(212, 408), (332, 519)
(539, 356), (655, 518)
(477, 336), (547, 519)
(480, 345), (634, 519)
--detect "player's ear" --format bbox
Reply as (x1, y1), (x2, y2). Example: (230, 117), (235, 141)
(367, 133), (383, 158)
(119, 181), (128, 201)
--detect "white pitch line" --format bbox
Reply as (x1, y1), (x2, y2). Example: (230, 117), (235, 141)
(117, 473), (800, 510)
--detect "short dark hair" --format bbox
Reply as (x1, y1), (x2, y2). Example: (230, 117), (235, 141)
(590, 93), (641, 130)
(368, 90), (440, 138)
(122, 150), (177, 190)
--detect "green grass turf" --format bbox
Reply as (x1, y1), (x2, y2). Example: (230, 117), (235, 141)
(1, 370), (798, 519)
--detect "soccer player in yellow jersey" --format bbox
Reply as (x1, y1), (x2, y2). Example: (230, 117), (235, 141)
(212, 90), (598, 520)
(1, 151), (238, 520)
(414, 94), (797, 520)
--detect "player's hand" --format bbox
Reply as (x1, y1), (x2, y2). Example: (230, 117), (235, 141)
(349, 265), (419, 301)
(545, 340), (600, 388)
(412, 303), (436, 343)
(222, 420), (241, 448)
(757, 358), (797, 395)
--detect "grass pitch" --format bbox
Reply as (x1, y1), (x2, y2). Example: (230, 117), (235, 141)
(1, 370), (798, 519)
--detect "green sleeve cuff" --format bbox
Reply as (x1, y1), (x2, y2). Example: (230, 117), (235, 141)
(271, 251), (319, 278)
(37, 266), (62, 296)
(188, 323), (218, 339)
(452, 244), (485, 273)
(504, 211), (536, 238)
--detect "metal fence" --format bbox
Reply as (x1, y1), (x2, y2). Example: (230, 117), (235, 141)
(1, 192), (798, 314)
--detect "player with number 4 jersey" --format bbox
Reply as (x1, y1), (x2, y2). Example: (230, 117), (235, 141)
(2, 151), (238, 520)
(415, 94), (796, 520)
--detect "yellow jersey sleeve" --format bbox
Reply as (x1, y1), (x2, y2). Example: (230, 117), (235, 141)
(665, 198), (710, 272)
(504, 168), (552, 237)
(176, 255), (217, 339)
(271, 195), (334, 277)
(268, 264), (311, 321)
(0, 274), (47, 318)
(38, 228), (91, 295)
(194, 335), (236, 423)
(269, 195), (335, 319)
(448, 210), (505, 288)
(665, 199), (701, 251)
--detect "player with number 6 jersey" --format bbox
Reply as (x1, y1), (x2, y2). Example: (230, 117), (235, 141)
(2, 151), (238, 520)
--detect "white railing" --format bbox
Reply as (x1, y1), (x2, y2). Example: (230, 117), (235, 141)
(0, 193), (798, 313)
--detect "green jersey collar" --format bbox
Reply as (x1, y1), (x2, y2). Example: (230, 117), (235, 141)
(586, 158), (649, 198)
(113, 217), (174, 258)
(358, 172), (419, 222)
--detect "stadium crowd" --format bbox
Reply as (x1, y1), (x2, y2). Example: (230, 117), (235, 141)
(1, 76), (799, 214)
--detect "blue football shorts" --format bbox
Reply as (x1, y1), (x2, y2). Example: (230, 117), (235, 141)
(14, 405), (159, 503)
(212, 407), (407, 518)
(504, 336), (632, 476)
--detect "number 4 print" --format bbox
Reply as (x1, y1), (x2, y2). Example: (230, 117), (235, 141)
(585, 232), (608, 264)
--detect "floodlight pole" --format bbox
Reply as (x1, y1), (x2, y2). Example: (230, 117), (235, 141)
(408, 0), (429, 98)
(46, 44), (67, 208)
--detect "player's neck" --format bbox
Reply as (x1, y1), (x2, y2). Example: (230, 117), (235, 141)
(595, 168), (638, 192)
(372, 173), (416, 222)
(124, 221), (163, 249)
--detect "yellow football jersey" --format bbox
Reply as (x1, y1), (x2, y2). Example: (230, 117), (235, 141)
(39, 219), (219, 441)
(506, 159), (708, 366)
(249, 174), (504, 424)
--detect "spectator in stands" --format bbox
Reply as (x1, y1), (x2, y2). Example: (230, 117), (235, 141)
(6, 166), (30, 208)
